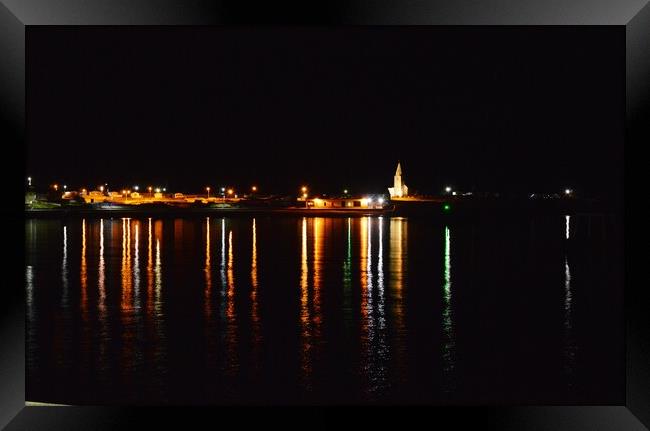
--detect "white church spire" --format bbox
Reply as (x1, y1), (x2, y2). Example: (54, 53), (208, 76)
(388, 161), (408, 198)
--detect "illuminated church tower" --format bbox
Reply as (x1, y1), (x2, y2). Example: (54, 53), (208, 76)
(388, 162), (408, 198)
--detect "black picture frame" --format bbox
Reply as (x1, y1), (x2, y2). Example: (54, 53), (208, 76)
(1, 1), (646, 429)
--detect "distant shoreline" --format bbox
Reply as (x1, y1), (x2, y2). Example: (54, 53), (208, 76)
(24, 198), (619, 219)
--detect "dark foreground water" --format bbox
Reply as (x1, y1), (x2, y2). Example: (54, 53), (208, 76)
(25, 215), (623, 405)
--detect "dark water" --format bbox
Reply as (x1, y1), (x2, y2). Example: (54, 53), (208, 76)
(25, 215), (623, 405)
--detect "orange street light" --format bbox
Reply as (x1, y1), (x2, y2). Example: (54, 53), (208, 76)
(206, 187), (211, 199)
(301, 186), (307, 193)
(53, 184), (58, 191)
(227, 189), (234, 195)
(251, 186), (257, 192)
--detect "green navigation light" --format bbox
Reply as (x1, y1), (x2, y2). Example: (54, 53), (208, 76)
(443, 204), (451, 211)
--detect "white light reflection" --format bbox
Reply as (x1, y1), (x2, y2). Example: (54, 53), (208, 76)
(134, 223), (140, 310)
(61, 225), (68, 308)
(154, 238), (162, 316)
(98, 219), (106, 316)
(26, 265), (35, 353)
(342, 218), (352, 329)
(220, 218), (226, 320)
(564, 216), (576, 386)
(251, 218), (261, 356)
(442, 226), (456, 393)
(565, 215), (570, 240)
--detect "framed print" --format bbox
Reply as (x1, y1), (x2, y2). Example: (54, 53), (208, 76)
(1, 0), (647, 429)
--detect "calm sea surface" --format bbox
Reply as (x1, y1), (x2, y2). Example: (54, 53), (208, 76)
(25, 215), (623, 404)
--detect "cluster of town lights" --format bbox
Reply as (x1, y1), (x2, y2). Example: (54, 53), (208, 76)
(32, 177), (574, 202)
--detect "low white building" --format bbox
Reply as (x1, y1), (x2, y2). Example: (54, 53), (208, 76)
(304, 196), (385, 209)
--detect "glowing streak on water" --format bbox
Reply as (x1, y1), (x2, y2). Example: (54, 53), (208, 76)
(134, 223), (140, 310)
(98, 219), (105, 316)
(225, 229), (239, 375)
(389, 218), (407, 384)
(442, 226), (456, 392)
(342, 218), (352, 329)
(147, 218), (153, 317)
(61, 226), (68, 308)
(251, 218), (261, 351)
(564, 244), (576, 385)
(26, 265), (34, 318)
(205, 217), (212, 317)
(154, 238), (162, 316)
(300, 217), (311, 388)
(220, 218), (226, 304)
(80, 220), (88, 319)
(565, 215), (570, 240)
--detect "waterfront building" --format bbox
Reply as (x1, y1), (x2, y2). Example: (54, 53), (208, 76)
(303, 196), (385, 209)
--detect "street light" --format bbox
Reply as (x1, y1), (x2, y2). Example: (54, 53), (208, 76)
(206, 187), (210, 199)
(27, 177), (32, 186)
(445, 186), (452, 193)
(565, 188), (572, 195)
(148, 186), (153, 197)
(301, 186), (307, 193)
(227, 189), (234, 196)
(251, 186), (257, 192)
(134, 185), (139, 191)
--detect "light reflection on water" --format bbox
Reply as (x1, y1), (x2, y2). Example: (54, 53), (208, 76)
(564, 215), (576, 387)
(250, 218), (261, 372)
(204, 217), (212, 318)
(442, 225), (455, 393)
(299, 217), (325, 389)
(61, 225), (68, 309)
(24, 215), (619, 404)
(361, 217), (389, 397)
(342, 218), (352, 332)
(80, 220), (87, 320)
(225, 228), (239, 376)
(389, 218), (407, 385)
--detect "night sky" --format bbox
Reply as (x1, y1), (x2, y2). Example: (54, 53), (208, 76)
(27, 27), (624, 198)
